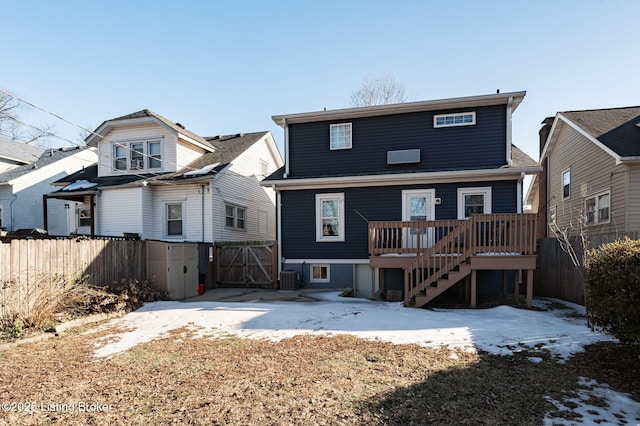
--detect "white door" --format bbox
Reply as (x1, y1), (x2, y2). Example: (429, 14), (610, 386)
(402, 189), (435, 249)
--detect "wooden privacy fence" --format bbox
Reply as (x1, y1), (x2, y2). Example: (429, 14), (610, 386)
(536, 231), (640, 305)
(0, 238), (146, 288)
(214, 241), (278, 288)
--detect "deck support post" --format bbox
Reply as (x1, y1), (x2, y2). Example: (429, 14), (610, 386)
(370, 268), (377, 300)
(470, 269), (477, 308)
(526, 269), (533, 307)
(514, 269), (521, 304)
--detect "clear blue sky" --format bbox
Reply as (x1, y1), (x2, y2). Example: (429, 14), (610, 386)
(2, 0), (639, 165)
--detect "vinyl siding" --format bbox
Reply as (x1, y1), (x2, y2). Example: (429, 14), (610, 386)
(96, 123), (176, 176)
(628, 165), (640, 231)
(2, 149), (97, 234)
(148, 183), (210, 242)
(176, 138), (206, 170)
(546, 123), (626, 235)
(280, 180), (517, 259)
(99, 187), (143, 236)
(288, 105), (507, 179)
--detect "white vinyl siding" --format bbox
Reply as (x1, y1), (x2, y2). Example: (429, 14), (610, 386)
(546, 123), (626, 235)
(176, 138), (206, 171)
(99, 187), (143, 237)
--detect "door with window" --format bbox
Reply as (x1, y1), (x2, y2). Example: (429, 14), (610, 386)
(402, 189), (435, 250)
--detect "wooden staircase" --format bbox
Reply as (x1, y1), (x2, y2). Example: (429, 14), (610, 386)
(404, 219), (474, 307)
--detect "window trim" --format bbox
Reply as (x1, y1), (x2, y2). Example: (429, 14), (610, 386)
(562, 168), (571, 200)
(225, 203), (247, 231)
(165, 202), (184, 237)
(457, 187), (492, 219)
(310, 264), (330, 283)
(434, 112), (476, 128)
(584, 190), (611, 226)
(329, 123), (352, 150)
(316, 193), (345, 242)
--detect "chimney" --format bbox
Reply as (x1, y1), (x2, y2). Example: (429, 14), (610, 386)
(539, 117), (554, 156)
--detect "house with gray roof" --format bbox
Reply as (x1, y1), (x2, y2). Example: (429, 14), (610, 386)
(0, 141), (97, 234)
(47, 109), (283, 242)
(526, 105), (640, 240)
(0, 136), (46, 173)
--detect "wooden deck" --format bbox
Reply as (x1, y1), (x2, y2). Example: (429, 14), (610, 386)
(368, 214), (538, 308)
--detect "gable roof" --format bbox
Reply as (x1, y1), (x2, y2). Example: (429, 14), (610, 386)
(85, 109), (214, 151)
(0, 136), (46, 165)
(53, 132), (272, 191)
(542, 106), (640, 163)
(272, 91), (526, 126)
(0, 146), (94, 184)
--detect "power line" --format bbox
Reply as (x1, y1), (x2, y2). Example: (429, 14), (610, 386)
(0, 90), (226, 181)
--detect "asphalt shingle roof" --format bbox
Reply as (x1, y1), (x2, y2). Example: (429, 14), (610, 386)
(0, 136), (45, 165)
(561, 106), (640, 157)
(0, 146), (91, 183)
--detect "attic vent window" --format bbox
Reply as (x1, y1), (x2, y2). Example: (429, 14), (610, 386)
(434, 112), (476, 128)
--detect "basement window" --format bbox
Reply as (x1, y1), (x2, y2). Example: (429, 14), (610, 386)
(311, 264), (330, 283)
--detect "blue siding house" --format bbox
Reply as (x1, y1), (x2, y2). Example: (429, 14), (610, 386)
(263, 92), (541, 307)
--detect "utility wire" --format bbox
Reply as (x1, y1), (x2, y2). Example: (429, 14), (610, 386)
(0, 89), (207, 174)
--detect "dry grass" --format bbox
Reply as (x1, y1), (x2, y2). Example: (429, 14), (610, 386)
(0, 326), (637, 425)
(0, 278), (166, 341)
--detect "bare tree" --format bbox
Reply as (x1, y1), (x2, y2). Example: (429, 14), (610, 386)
(349, 74), (408, 107)
(0, 90), (53, 145)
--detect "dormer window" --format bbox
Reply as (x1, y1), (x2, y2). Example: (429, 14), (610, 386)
(112, 140), (162, 172)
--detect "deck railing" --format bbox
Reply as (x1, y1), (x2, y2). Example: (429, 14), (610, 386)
(368, 214), (538, 256)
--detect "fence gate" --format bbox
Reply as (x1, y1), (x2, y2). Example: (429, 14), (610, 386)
(215, 241), (277, 288)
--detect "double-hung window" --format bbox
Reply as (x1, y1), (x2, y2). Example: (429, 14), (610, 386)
(457, 187), (492, 219)
(585, 191), (610, 225)
(562, 169), (571, 199)
(316, 193), (345, 242)
(112, 139), (162, 172)
(330, 123), (352, 150)
(226, 204), (247, 230)
(166, 203), (183, 236)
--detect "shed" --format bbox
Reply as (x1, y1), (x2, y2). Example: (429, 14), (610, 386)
(147, 241), (199, 299)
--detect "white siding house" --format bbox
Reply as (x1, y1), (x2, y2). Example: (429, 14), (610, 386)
(46, 109), (283, 242)
(0, 145), (97, 235)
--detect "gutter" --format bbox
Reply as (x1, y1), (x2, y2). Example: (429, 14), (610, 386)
(262, 166), (543, 191)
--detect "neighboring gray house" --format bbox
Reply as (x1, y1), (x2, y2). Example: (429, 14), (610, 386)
(0, 137), (98, 234)
(47, 109), (283, 242)
(527, 106), (640, 241)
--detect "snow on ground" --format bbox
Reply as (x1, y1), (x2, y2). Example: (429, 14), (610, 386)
(88, 294), (639, 423)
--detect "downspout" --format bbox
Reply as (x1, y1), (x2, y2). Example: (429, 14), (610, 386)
(274, 185), (282, 278)
(283, 119), (289, 178)
(201, 184), (205, 243)
(9, 194), (17, 231)
(517, 172), (524, 213)
(506, 97), (513, 166)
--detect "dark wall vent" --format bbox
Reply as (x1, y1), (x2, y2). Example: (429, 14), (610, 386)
(387, 149), (421, 165)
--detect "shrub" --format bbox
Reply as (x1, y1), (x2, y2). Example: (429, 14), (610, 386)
(584, 238), (640, 343)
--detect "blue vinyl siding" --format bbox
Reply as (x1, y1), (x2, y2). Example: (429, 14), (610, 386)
(280, 180), (517, 259)
(288, 105), (507, 179)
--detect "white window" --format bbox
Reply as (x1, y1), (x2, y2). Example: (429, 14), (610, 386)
(585, 191), (610, 225)
(79, 207), (92, 227)
(112, 139), (162, 172)
(330, 123), (352, 150)
(316, 193), (345, 242)
(457, 187), (492, 219)
(311, 264), (330, 283)
(166, 203), (183, 236)
(562, 169), (570, 200)
(225, 204), (247, 230)
(434, 112), (476, 128)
